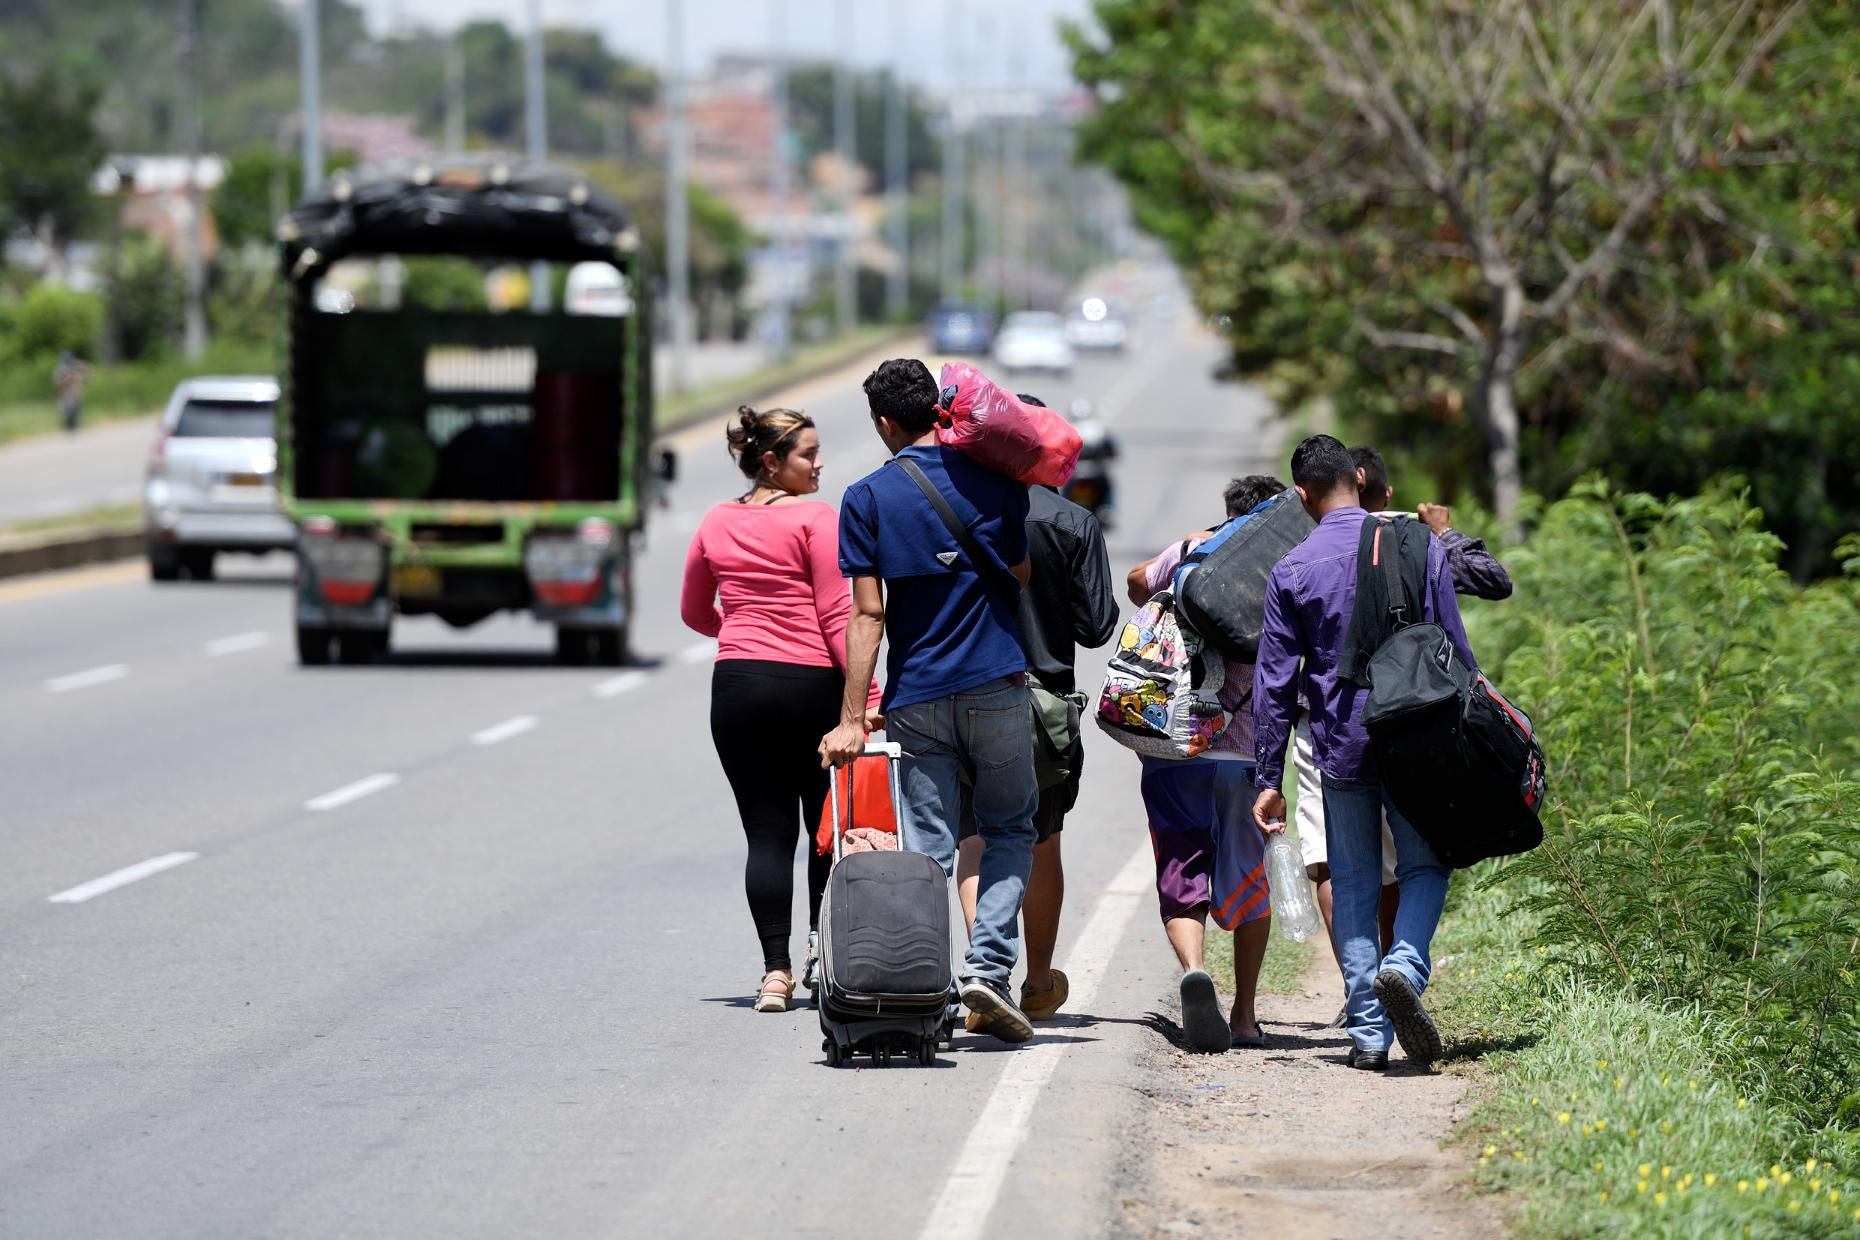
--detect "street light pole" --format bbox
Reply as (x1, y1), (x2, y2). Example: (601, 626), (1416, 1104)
(444, 30), (465, 152)
(884, 1), (908, 322)
(664, 0), (692, 393)
(768, 0), (792, 360)
(938, 0), (964, 302)
(180, 0), (207, 360)
(524, 0), (549, 312)
(833, 0), (856, 336)
(298, 0), (323, 186)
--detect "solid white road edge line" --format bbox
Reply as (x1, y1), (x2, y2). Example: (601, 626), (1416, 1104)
(470, 714), (540, 746)
(203, 631), (270, 657)
(918, 840), (1155, 1240)
(304, 772), (401, 812)
(45, 664), (128, 693)
(592, 671), (650, 699)
(48, 852), (200, 904)
(678, 640), (718, 664)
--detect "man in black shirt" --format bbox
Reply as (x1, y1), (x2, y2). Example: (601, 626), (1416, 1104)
(955, 396), (1120, 1025)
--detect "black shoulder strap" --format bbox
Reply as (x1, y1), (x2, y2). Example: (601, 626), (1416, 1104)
(1378, 516), (1411, 629)
(895, 456), (1019, 596)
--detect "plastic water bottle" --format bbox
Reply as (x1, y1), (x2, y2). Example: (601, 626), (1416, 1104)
(1264, 834), (1323, 942)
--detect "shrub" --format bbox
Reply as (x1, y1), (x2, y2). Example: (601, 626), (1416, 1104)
(111, 235), (182, 362)
(1, 282), (101, 363)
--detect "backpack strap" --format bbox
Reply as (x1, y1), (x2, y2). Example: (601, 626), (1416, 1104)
(1375, 516), (1412, 629)
(895, 456), (1020, 601)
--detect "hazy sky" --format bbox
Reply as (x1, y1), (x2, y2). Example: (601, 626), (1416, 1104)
(356, 0), (1104, 93)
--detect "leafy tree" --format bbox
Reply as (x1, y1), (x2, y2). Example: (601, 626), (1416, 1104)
(786, 67), (941, 189)
(575, 160), (752, 339)
(1067, 0), (1858, 554)
(0, 68), (106, 278)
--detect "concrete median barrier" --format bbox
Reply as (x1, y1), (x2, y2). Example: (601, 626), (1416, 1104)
(0, 522), (144, 580)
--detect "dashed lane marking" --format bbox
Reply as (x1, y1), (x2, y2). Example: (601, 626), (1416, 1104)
(918, 840), (1154, 1240)
(48, 852), (200, 904)
(203, 631), (270, 657)
(45, 663), (128, 693)
(678, 640), (718, 664)
(592, 671), (650, 699)
(304, 773), (401, 812)
(470, 715), (540, 747)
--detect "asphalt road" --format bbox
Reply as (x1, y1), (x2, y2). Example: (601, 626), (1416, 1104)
(1, 274), (1284, 1239)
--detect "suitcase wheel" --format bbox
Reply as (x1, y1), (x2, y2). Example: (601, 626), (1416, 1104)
(918, 1039), (937, 1067)
(824, 1039), (844, 1068)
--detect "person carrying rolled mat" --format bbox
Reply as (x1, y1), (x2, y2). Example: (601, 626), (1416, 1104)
(680, 405), (880, 1015)
(1122, 474), (1287, 1054)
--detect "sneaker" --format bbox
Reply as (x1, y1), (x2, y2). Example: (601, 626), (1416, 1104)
(801, 930), (821, 994)
(1328, 1004), (1348, 1029)
(1346, 1045), (1389, 1071)
(1178, 969), (1230, 1053)
(1019, 969), (1070, 1022)
(1374, 968), (1442, 1064)
(959, 978), (1034, 1043)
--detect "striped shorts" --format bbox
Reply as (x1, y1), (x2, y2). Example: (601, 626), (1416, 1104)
(1139, 755), (1270, 930)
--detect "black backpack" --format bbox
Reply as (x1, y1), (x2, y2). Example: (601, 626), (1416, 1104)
(1176, 491), (1316, 663)
(1357, 518), (1546, 868)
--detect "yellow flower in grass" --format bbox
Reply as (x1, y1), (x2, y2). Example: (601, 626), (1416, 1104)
(1582, 1124), (1593, 1135)
(1557, 1112), (1571, 1125)
(1757, 1177), (1770, 1192)
(1737, 1097), (1749, 1109)
(1660, 1119), (1674, 1134)
(1661, 1072), (1671, 1085)
(1593, 1161), (1605, 1172)
(1628, 1128), (1641, 1140)
(1638, 1181), (1649, 1194)
(1772, 1164), (1784, 1179)
(1597, 1058), (1609, 1070)
(1779, 1171), (1793, 1186)
(1639, 1164), (1652, 1177)
(1687, 1079), (1698, 1090)
(1661, 1166), (1672, 1180)
(1595, 1120), (1608, 1132)
(1806, 1158), (1819, 1174)
(1787, 1201), (1800, 1214)
(1529, 1095), (1539, 1107)
(1483, 1145), (1497, 1158)
(1705, 1174), (1717, 1188)
(1828, 1189), (1839, 1206)
(1613, 1077), (1625, 1091)
(1681, 1173), (1694, 1188)
(1737, 1180), (1749, 1193)
(1597, 1191), (1608, 1204)
(1654, 1191), (1668, 1207)
(1810, 1178), (1821, 1193)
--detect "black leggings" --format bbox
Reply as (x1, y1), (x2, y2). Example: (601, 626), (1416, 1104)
(709, 660), (843, 972)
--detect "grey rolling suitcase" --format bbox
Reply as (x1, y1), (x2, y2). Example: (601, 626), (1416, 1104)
(816, 742), (954, 1068)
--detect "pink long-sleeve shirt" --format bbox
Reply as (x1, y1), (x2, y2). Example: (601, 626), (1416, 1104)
(680, 500), (879, 707)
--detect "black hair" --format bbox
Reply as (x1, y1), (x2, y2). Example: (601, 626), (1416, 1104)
(1224, 474), (1286, 517)
(725, 405), (813, 479)
(863, 358), (940, 435)
(1350, 445), (1390, 502)
(1016, 393), (1047, 407)
(1289, 434), (1358, 495)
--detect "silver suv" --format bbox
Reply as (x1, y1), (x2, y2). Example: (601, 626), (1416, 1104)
(144, 376), (295, 580)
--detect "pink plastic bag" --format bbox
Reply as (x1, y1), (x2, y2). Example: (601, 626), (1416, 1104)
(934, 362), (1082, 487)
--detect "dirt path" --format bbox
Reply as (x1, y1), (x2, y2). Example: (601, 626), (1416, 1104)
(1114, 946), (1507, 1238)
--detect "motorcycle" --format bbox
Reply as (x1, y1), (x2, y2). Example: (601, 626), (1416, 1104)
(1062, 400), (1119, 528)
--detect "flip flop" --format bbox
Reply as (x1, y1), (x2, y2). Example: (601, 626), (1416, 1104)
(1230, 1029), (1269, 1049)
(1179, 970), (1230, 1053)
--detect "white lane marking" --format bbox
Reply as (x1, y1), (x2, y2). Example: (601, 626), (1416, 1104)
(470, 714), (540, 747)
(592, 671), (650, 699)
(304, 772), (401, 812)
(203, 631), (270, 657)
(678, 640), (718, 664)
(45, 664), (128, 693)
(48, 852), (200, 904)
(919, 840), (1153, 1240)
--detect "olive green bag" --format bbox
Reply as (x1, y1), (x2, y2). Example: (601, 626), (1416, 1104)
(1030, 684), (1086, 791)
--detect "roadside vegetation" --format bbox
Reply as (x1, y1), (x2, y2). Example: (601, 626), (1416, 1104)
(1424, 481), (1860, 1237)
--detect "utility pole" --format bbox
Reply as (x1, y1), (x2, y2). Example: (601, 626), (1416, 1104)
(664, 0), (692, 393)
(768, 0), (792, 360)
(444, 30), (465, 151)
(1005, 31), (1030, 312)
(298, 0), (323, 187)
(938, 0), (964, 302)
(884, 1), (908, 321)
(524, 0), (549, 312)
(180, 0), (207, 360)
(833, 0), (856, 335)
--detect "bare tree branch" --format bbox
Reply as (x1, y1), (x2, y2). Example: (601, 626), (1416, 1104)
(1355, 313), (1469, 358)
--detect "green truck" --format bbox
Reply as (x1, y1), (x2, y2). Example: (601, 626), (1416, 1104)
(277, 158), (667, 666)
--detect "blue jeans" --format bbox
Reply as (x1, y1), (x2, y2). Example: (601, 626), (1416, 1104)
(1320, 777), (1452, 1052)
(887, 677), (1038, 988)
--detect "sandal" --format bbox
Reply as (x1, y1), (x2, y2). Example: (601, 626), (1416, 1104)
(754, 970), (794, 1013)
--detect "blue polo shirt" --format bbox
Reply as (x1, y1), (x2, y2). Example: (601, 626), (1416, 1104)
(839, 444), (1030, 712)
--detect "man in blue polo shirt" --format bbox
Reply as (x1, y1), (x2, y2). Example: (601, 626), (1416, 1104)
(819, 357), (1040, 1043)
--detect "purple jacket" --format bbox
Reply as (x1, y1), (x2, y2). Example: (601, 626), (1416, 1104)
(1253, 507), (1478, 790)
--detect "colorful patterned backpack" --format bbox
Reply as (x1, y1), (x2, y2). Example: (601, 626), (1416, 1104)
(1093, 587), (1230, 759)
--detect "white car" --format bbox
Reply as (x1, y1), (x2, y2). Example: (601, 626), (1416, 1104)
(991, 311), (1075, 376)
(1064, 296), (1128, 352)
(143, 376), (295, 580)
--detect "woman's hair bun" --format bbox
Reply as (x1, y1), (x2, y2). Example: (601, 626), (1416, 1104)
(726, 404), (813, 479)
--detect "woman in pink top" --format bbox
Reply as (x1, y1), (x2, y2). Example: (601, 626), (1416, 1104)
(680, 406), (877, 1014)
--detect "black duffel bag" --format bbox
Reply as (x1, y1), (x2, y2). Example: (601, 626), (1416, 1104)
(1176, 491), (1315, 663)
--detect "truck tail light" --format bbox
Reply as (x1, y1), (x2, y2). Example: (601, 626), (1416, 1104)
(526, 527), (609, 607)
(300, 520), (384, 606)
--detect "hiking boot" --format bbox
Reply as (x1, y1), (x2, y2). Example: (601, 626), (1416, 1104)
(960, 978), (1034, 1043)
(1179, 969), (1230, 1053)
(1020, 969), (1070, 1022)
(1346, 1046), (1389, 1071)
(1374, 968), (1442, 1065)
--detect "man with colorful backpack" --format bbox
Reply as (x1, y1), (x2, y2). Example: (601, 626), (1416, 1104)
(819, 358), (1042, 1044)
(1251, 435), (1479, 1071)
(1117, 475), (1288, 1054)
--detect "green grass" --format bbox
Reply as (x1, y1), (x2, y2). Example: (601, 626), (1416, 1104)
(653, 325), (913, 432)
(1428, 877), (1860, 1238)
(0, 502), (141, 538)
(0, 339), (275, 446)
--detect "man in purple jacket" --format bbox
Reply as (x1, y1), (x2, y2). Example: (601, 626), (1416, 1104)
(1250, 435), (1479, 1071)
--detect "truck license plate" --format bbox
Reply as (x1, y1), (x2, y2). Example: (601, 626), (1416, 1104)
(393, 564), (441, 597)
